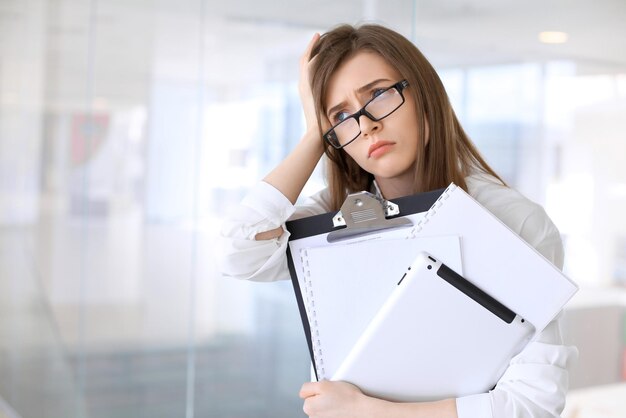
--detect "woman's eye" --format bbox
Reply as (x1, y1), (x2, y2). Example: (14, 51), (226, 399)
(333, 111), (351, 123)
(372, 88), (386, 98)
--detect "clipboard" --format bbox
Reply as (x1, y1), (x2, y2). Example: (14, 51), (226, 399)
(285, 188), (453, 380)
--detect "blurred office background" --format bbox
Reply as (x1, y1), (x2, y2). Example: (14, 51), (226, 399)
(1, 0), (626, 417)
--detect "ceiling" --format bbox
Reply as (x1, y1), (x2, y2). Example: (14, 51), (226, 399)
(2, 0), (626, 109)
(200, 0), (626, 68)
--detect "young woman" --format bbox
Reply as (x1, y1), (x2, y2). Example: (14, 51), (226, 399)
(220, 24), (576, 418)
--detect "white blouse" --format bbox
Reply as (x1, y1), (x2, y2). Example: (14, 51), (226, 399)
(219, 174), (578, 418)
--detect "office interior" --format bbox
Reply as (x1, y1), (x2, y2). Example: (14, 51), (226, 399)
(1, 0), (625, 417)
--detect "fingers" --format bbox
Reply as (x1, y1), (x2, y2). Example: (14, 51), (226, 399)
(299, 33), (320, 85)
(301, 32), (320, 65)
(299, 381), (320, 399)
(299, 33), (322, 132)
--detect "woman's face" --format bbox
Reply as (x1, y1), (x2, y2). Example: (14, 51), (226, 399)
(323, 51), (424, 183)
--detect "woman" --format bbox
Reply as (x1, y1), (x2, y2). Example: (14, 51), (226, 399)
(220, 24), (576, 418)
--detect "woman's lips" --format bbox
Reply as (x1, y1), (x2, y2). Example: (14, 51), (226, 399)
(368, 141), (395, 158)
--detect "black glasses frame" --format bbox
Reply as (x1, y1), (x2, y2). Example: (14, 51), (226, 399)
(323, 80), (409, 149)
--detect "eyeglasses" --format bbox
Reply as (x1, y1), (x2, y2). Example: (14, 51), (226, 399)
(323, 80), (409, 149)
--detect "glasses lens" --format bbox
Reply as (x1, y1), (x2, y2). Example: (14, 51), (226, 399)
(365, 88), (404, 120)
(325, 83), (407, 149)
(331, 118), (359, 147)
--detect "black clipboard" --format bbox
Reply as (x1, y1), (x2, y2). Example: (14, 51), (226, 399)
(285, 188), (445, 380)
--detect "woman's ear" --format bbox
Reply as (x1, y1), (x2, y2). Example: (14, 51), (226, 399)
(424, 118), (430, 146)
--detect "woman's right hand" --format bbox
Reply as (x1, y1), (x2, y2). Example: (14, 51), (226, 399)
(261, 33), (325, 206)
(299, 33), (321, 133)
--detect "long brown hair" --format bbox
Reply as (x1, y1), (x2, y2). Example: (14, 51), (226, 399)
(309, 24), (505, 210)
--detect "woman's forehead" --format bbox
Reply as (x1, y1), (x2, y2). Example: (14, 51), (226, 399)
(325, 51), (402, 105)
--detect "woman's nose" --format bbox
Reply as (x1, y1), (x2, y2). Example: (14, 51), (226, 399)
(359, 114), (381, 137)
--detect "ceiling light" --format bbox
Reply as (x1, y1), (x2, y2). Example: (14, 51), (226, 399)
(538, 31), (568, 44)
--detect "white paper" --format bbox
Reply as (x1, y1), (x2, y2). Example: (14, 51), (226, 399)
(302, 235), (462, 380)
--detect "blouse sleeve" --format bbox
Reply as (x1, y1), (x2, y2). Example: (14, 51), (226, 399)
(218, 181), (331, 282)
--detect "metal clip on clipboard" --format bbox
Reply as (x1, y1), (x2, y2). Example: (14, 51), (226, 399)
(327, 191), (413, 243)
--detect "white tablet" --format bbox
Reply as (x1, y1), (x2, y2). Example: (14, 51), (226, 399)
(331, 251), (535, 402)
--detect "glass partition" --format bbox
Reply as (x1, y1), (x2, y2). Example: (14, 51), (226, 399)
(0, 1), (417, 417)
(1, 1), (626, 417)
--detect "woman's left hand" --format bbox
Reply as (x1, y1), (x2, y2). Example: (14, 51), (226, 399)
(299, 380), (369, 418)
